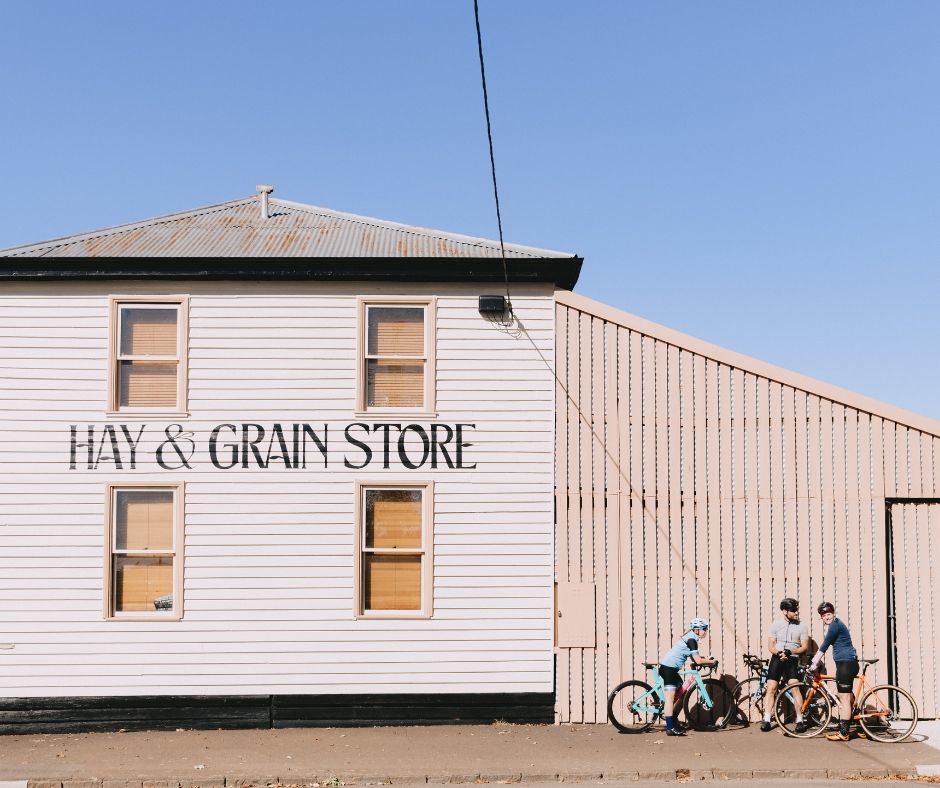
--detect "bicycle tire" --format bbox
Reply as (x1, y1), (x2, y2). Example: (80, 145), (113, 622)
(773, 681), (831, 737)
(857, 684), (919, 743)
(607, 680), (661, 733)
(730, 675), (764, 726)
(683, 678), (735, 730)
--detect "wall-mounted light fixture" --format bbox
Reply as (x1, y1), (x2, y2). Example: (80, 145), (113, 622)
(478, 295), (507, 314)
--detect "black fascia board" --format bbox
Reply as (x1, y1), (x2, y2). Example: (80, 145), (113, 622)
(0, 256), (583, 290)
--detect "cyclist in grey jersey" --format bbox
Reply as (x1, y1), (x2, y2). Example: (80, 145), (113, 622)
(761, 597), (810, 732)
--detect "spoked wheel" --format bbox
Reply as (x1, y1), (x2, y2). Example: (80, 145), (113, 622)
(730, 676), (765, 726)
(683, 679), (736, 730)
(773, 682), (831, 737)
(607, 680), (662, 733)
(857, 685), (919, 742)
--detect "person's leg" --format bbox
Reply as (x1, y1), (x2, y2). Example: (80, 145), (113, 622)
(660, 666), (684, 735)
(762, 678), (778, 730)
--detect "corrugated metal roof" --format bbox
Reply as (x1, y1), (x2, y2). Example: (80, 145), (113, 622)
(0, 195), (576, 259)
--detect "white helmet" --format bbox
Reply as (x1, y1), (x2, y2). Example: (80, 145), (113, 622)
(688, 617), (709, 631)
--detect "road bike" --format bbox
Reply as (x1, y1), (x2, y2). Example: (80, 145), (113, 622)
(773, 657), (919, 742)
(729, 653), (769, 725)
(607, 661), (735, 733)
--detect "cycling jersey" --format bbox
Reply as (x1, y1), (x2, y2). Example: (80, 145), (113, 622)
(818, 617), (857, 662)
(660, 631), (700, 669)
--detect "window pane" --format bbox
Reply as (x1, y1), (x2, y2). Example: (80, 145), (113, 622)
(363, 555), (421, 610)
(114, 556), (173, 613)
(120, 361), (177, 408)
(366, 489), (422, 548)
(121, 308), (178, 356)
(367, 307), (424, 356)
(115, 490), (174, 551)
(366, 360), (423, 407)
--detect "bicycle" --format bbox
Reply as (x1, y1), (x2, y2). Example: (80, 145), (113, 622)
(773, 657), (919, 742)
(607, 661), (735, 733)
(729, 653), (769, 725)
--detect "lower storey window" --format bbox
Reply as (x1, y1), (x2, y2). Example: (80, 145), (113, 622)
(106, 483), (183, 619)
(358, 482), (432, 617)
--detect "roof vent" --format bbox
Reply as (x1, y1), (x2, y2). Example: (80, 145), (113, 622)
(256, 184), (274, 220)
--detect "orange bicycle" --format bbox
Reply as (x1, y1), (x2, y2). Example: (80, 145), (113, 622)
(773, 658), (918, 742)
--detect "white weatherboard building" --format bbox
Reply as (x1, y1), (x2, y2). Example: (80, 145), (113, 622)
(0, 191), (580, 731)
(1, 189), (938, 732)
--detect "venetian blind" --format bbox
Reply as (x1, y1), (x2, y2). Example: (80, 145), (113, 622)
(114, 557), (173, 613)
(115, 491), (174, 551)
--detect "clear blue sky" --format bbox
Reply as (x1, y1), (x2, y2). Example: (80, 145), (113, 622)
(3, 2), (938, 420)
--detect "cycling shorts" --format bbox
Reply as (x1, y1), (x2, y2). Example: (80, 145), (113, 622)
(835, 659), (859, 693)
(766, 653), (800, 684)
(659, 664), (682, 690)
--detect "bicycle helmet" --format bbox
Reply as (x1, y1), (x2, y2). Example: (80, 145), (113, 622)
(817, 601), (835, 615)
(688, 617), (709, 631)
(780, 597), (799, 612)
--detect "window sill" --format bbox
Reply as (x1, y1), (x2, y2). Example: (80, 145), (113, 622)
(106, 614), (182, 622)
(353, 411), (438, 420)
(106, 411), (191, 419)
(355, 612), (432, 621)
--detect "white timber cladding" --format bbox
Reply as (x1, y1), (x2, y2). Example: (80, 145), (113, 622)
(554, 291), (940, 723)
(0, 281), (555, 697)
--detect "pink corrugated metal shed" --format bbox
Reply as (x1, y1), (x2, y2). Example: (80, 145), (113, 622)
(0, 194), (575, 259)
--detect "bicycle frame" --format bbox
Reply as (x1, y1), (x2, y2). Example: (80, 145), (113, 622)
(632, 664), (715, 715)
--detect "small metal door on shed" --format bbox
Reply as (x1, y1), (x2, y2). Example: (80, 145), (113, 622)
(556, 582), (596, 647)
(888, 501), (940, 718)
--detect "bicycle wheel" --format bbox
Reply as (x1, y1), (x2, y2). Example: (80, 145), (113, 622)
(730, 676), (764, 725)
(857, 684), (918, 742)
(607, 680), (661, 733)
(773, 682), (831, 737)
(683, 678), (735, 730)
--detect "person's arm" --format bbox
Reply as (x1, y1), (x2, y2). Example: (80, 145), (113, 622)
(810, 622), (839, 669)
(793, 628), (810, 657)
(766, 635), (778, 657)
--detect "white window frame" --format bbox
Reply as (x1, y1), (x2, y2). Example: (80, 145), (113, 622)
(108, 295), (189, 415)
(354, 480), (434, 619)
(104, 482), (185, 621)
(356, 297), (436, 416)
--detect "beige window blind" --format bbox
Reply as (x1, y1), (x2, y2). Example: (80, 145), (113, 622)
(117, 306), (179, 409)
(111, 489), (175, 614)
(362, 489), (423, 611)
(365, 306), (425, 408)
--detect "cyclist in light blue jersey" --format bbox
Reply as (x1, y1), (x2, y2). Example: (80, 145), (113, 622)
(659, 617), (717, 736)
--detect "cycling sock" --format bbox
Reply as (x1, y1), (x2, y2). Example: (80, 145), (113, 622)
(839, 720), (850, 736)
(665, 716), (675, 731)
(763, 712), (772, 722)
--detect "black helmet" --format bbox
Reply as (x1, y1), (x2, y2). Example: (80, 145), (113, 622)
(780, 597), (799, 612)
(817, 601), (835, 615)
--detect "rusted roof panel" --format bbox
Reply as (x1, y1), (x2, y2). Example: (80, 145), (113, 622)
(1, 196), (575, 259)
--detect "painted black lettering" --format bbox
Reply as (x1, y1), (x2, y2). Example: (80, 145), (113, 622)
(209, 424), (238, 469)
(94, 425), (123, 470)
(398, 424), (430, 469)
(455, 423), (477, 469)
(301, 424), (328, 468)
(69, 425), (95, 470)
(120, 425), (145, 469)
(241, 423), (267, 469)
(431, 423), (455, 468)
(344, 423), (373, 469)
(263, 423), (292, 469)
(373, 423), (402, 469)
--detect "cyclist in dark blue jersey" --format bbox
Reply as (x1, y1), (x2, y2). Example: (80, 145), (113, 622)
(809, 601), (859, 741)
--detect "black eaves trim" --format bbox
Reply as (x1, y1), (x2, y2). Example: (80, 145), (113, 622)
(0, 257), (583, 290)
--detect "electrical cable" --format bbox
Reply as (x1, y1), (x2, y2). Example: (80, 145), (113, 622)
(473, 0), (512, 316)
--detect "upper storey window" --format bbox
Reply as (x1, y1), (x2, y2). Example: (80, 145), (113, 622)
(109, 297), (188, 413)
(358, 299), (435, 414)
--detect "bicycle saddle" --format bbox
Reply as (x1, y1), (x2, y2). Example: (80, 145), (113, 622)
(858, 658), (879, 665)
(642, 662), (658, 669)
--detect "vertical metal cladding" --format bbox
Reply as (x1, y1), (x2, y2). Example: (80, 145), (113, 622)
(555, 294), (940, 723)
